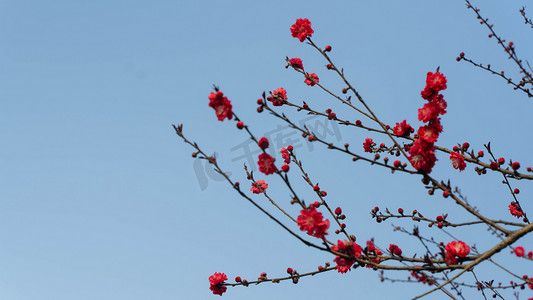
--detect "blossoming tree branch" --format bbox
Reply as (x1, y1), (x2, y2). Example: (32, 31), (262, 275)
(174, 2), (533, 299)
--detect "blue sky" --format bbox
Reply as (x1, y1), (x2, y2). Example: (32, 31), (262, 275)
(1, 1), (532, 299)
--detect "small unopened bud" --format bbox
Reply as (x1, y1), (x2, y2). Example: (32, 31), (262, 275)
(292, 277), (299, 284)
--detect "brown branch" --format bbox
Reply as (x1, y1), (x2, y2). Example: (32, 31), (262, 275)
(464, 0), (533, 94)
(172, 124), (328, 252)
(264, 103), (418, 175)
(291, 152), (351, 240)
(484, 144), (529, 224)
(519, 6), (533, 28)
(458, 55), (533, 97)
(224, 266), (336, 287)
(412, 222), (533, 299)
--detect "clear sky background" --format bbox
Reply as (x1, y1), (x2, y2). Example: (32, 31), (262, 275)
(1, 1), (532, 299)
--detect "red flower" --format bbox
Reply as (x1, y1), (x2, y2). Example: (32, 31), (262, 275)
(290, 18), (314, 42)
(418, 96), (446, 126)
(408, 139), (437, 173)
(418, 125), (439, 143)
(425, 72), (447, 93)
(258, 137), (269, 150)
(509, 202), (524, 218)
(208, 91), (233, 121)
(288, 57), (304, 69)
(257, 153), (277, 175)
(331, 240), (362, 273)
(389, 244), (402, 256)
(208, 272), (228, 296)
(446, 241), (470, 257)
(297, 207), (330, 239)
(304, 73), (319, 86)
(363, 138), (374, 153)
(445, 241), (470, 265)
(514, 246), (525, 257)
(421, 72), (447, 102)
(251, 180), (268, 194)
(393, 120), (414, 137)
(418, 102), (439, 123)
(418, 73), (447, 155)
(421, 86), (437, 101)
(450, 152), (466, 171)
(281, 147), (291, 164)
(268, 88), (288, 106)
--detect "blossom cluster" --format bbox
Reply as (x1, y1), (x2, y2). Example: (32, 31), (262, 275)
(290, 18), (314, 42)
(392, 120), (414, 137)
(251, 180), (268, 194)
(304, 73), (319, 86)
(280, 145), (293, 172)
(331, 240), (363, 273)
(389, 244), (402, 256)
(509, 201), (524, 218)
(513, 246), (533, 259)
(267, 87), (288, 106)
(363, 138), (374, 153)
(408, 72), (448, 174)
(366, 239), (383, 266)
(444, 240), (470, 265)
(288, 57), (303, 69)
(208, 91), (233, 121)
(296, 206), (330, 239)
(195, 13), (532, 298)
(450, 152), (467, 171)
(208, 272), (228, 296)
(255, 137), (278, 175)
